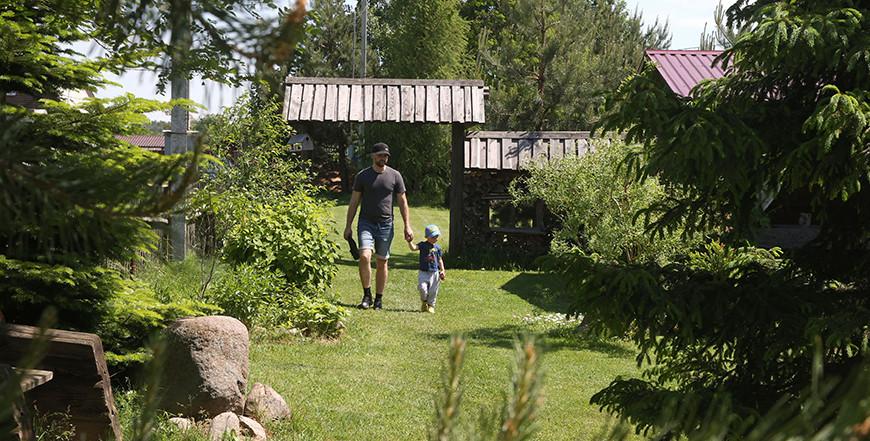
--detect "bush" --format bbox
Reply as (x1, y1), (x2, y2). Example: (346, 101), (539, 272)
(98, 280), (219, 370)
(511, 139), (701, 264)
(222, 197), (339, 297)
(208, 263), (290, 328)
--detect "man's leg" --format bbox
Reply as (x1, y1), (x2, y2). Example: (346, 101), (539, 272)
(375, 257), (389, 298)
(359, 249), (372, 290)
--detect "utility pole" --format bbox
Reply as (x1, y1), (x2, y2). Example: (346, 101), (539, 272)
(166, 0), (193, 261)
(359, 0), (368, 146)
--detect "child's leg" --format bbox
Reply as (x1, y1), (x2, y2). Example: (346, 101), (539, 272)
(417, 271), (430, 302)
(426, 276), (441, 306)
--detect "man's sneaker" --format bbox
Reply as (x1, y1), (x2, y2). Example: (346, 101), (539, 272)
(421, 301), (429, 312)
(358, 294), (372, 309)
(427, 305), (436, 314)
(373, 296), (383, 310)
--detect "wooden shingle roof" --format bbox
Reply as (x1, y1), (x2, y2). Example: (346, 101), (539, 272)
(465, 131), (592, 170)
(283, 77), (487, 124)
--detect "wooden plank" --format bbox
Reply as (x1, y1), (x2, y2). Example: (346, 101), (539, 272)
(311, 84), (326, 121)
(349, 85), (364, 121)
(336, 85), (350, 121)
(464, 139), (471, 168)
(414, 86), (426, 122)
(467, 130), (592, 138)
(386, 86), (400, 121)
(299, 84), (315, 120)
(464, 86), (473, 122)
(471, 87), (485, 123)
(17, 368), (53, 392)
(550, 139), (564, 160)
(439, 86), (452, 122)
(400, 85), (414, 122)
(372, 86), (386, 120)
(324, 84), (338, 120)
(425, 85), (438, 122)
(517, 138), (534, 168)
(468, 137), (479, 168)
(282, 83), (292, 119)
(449, 123), (467, 256)
(363, 85), (374, 121)
(502, 138), (517, 170)
(452, 86), (465, 123)
(286, 84), (303, 120)
(285, 76), (485, 87)
(533, 138), (547, 161)
(487, 138), (501, 169)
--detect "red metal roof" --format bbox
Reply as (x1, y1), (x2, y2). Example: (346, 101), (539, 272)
(116, 135), (164, 153)
(645, 50), (725, 97)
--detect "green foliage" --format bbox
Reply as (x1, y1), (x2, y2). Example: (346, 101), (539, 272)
(579, 1), (870, 436)
(208, 262), (290, 328)
(469, 0), (671, 130)
(429, 335), (543, 441)
(512, 139), (699, 264)
(99, 280), (218, 369)
(217, 186), (338, 299)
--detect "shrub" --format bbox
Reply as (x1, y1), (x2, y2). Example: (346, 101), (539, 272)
(222, 197), (339, 297)
(208, 263), (290, 328)
(98, 280), (219, 369)
(511, 139), (701, 264)
(285, 295), (346, 338)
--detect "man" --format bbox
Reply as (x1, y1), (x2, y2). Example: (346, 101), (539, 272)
(344, 142), (414, 309)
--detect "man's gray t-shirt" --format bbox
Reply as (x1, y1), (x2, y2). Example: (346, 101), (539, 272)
(353, 166), (406, 223)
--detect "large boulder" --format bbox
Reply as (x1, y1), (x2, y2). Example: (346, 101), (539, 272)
(158, 316), (249, 417)
(244, 383), (291, 421)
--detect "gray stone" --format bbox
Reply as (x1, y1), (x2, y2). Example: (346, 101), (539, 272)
(244, 383), (291, 421)
(239, 415), (268, 440)
(168, 417), (194, 431)
(209, 412), (240, 441)
(158, 316), (250, 417)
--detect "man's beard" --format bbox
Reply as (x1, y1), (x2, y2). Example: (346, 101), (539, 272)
(376, 159), (387, 166)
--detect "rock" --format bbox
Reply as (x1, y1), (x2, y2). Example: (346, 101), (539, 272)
(157, 316), (250, 417)
(239, 415), (268, 440)
(244, 383), (291, 421)
(209, 412), (240, 441)
(168, 417), (194, 431)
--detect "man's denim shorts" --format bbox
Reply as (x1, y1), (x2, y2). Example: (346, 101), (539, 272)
(358, 218), (394, 259)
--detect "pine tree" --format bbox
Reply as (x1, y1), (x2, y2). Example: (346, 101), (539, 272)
(470, 0), (671, 130)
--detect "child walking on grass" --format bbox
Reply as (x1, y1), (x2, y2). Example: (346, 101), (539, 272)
(407, 224), (446, 313)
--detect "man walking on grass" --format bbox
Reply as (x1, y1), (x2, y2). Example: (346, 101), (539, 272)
(344, 142), (414, 310)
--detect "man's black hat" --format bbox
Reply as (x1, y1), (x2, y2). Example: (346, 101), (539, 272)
(371, 142), (390, 156)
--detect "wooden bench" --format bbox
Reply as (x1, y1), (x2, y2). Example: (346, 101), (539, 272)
(0, 324), (122, 440)
(2, 365), (54, 441)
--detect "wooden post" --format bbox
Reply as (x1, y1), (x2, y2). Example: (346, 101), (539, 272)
(168, 1), (193, 261)
(449, 123), (466, 256)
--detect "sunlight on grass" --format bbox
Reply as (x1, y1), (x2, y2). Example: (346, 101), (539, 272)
(247, 202), (639, 440)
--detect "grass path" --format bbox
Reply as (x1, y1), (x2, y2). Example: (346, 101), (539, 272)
(249, 203), (638, 440)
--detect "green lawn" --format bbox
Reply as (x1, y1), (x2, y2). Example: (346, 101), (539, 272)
(249, 201), (638, 440)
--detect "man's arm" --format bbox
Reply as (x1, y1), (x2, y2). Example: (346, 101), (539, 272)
(344, 191), (362, 240)
(397, 192), (413, 242)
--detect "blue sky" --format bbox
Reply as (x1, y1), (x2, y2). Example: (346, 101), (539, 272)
(96, 0), (735, 120)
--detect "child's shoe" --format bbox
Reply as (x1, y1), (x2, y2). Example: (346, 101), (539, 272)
(427, 304), (436, 314)
(421, 301), (429, 312)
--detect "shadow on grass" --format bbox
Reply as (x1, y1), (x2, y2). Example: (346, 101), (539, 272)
(500, 272), (572, 313)
(335, 301), (421, 314)
(335, 253), (421, 270)
(427, 324), (634, 357)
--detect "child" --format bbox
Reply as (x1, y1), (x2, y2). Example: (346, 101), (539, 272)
(407, 224), (446, 313)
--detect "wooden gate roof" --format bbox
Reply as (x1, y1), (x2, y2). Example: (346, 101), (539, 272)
(465, 131), (592, 170)
(283, 77), (487, 124)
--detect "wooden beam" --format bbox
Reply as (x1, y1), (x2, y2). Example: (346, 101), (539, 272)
(285, 76), (485, 87)
(466, 130), (592, 139)
(449, 123), (467, 256)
